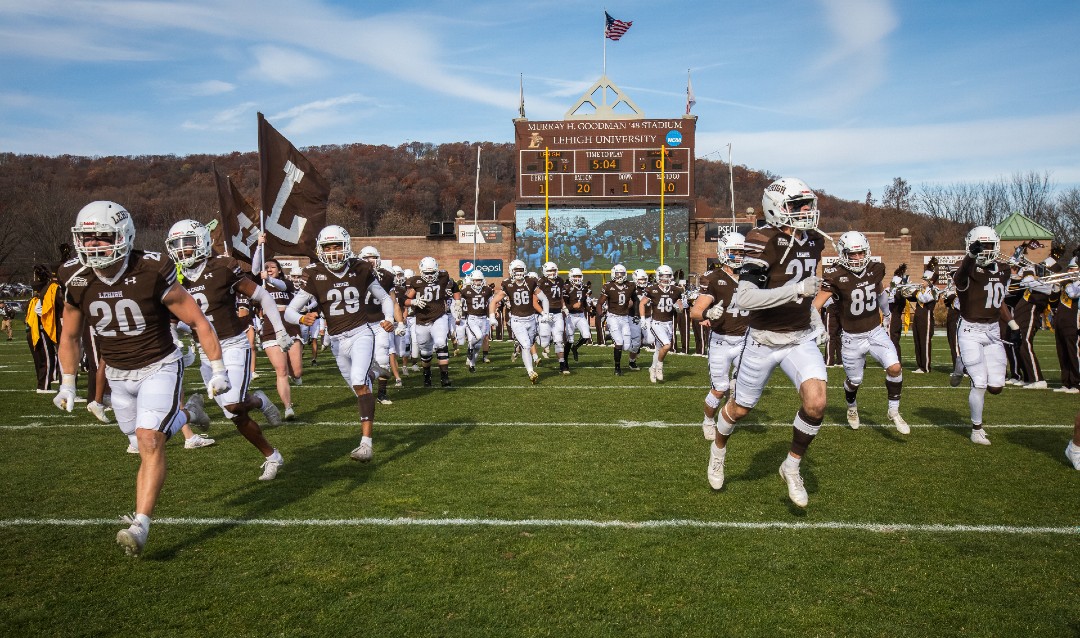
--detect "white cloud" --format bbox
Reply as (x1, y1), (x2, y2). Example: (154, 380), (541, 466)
(808, 0), (899, 112)
(181, 102), (258, 132)
(249, 45), (328, 86)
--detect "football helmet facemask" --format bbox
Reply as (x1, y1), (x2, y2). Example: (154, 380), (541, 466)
(359, 245), (381, 269)
(509, 259), (527, 283)
(611, 264), (627, 283)
(633, 269), (649, 287)
(316, 225), (353, 270)
(836, 231), (871, 274)
(656, 265), (674, 291)
(470, 271), (485, 292)
(718, 232), (747, 269)
(392, 266), (406, 286)
(419, 257), (439, 283)
(72, 201), (136, 269)
(965, 226), (1000, 267)
(569, 267), (584, 289)
(543, 261), (559, 280)
(166, 219), (212, 269)
(762, 177), (820, 230)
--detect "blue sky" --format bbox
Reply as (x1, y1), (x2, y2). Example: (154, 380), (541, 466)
(1, 0), (1078, 202)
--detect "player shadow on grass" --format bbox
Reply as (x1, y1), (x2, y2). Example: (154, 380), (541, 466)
(912, 405), (968, 438)
(1002, 429), (1073, 468)
(150, 423), (460, 561)
(729, 440), (814, 515)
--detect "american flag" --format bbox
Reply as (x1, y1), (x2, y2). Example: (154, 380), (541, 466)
(604, 11), (632, 41)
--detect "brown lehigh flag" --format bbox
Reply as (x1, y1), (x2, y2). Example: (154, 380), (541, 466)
(211, 163), (261, 265)
(258, 112), (329, 261)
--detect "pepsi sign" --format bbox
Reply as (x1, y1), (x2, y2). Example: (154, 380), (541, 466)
(460, 259), (504, 278)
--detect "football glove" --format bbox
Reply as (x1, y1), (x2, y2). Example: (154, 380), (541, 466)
(705, 304), (725, 321)
(181, 345), (196, 368)
(795, 276), (820, 299)
(394, 322), (407, 336)
(52, 374), (77, 412)
(968, 240), (984, 258)
(206, 360), (231, 398)
(412, 297), (428, 310)
(541, 312), (553, 325)
(488, 313), (498, 324)
(274, 328), (294, 352)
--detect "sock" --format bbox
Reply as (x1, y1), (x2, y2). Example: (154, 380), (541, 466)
(844, 380), (859, 406)
(969, 387), (986, 426)
(361, 435), (372, 446)
(358, 393), (375, 422)
(783, 453), (801, 470)
(134, 513), (151, 529)
(614, 348), (623, 366)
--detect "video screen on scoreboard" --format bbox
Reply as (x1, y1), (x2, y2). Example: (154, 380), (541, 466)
(514, 205), (690, 286)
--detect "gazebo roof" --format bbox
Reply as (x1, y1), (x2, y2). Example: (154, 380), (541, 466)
(994, 211), (1054, 240)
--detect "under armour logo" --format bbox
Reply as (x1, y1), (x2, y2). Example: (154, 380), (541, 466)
(124, 277), (137, 285)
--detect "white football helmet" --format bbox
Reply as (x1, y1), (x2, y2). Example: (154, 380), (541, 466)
(509, 259), (527, 283)
(71, 201), (136, 269)
(288, 267), (303, 284)
(656, 265), (674, 291)
(543, 261), (559, 280)
(718, 232), (746, 269)
(359, 245), (380, 269)
(568, 267), (584, 289)
(403, 268), (415, 279)
(965, 226), (1000, 267)
(419, 257), (439, 283)
(165, 219), (212, 269)
(316, 225), (353, 270)
(469, 270), (485, 292)
(611, 264), (627, 283)
(392, 265), (406, 286)
(762, 177), (820, 230)
(633, 269), (649, 287)
(836, 231), (871, 274)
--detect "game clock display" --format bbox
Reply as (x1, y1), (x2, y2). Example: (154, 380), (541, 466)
(518, 147), (691, 199)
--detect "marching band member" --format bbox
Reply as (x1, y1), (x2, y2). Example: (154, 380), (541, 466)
(910, 258), (939, 374)
(1052, 255), (1080, 393)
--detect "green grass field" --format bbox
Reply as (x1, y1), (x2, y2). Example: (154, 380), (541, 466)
(1, 324), (1078, 637)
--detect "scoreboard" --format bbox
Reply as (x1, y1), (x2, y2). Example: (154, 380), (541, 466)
(515, 118), (696, 201)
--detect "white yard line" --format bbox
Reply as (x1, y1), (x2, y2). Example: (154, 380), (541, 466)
(0, 420), (1069, 430)
(0, 516), (1076, 536)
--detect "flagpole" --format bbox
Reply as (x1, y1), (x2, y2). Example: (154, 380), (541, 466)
(472, 145), (481, 266)
(602, 10), (607, 77)
(728, 143), (736, 228)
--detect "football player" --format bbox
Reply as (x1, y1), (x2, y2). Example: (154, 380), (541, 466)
(565, 268), (593, 361)
(166, 219), (289, 474)
(812, 231), (909, 433)
(252, 243), (303, 420)
(953, 226), (1019, 445)
(285, 226), (395, 462)
(460, 270), (494, 372)
(639, 265), (685, 383)
(691, 233), (749, 440)
(357, 246), (404, 404)
(403, 257), (460, 388)
(597, 264), (637, 375)
(54, 201), (229, 557)
(489, 259), (546, 384)
(709, 178), (828, 507)
(536, 261), (570, 374)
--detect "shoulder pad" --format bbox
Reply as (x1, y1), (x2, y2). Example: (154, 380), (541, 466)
(738, 262), (769, 289)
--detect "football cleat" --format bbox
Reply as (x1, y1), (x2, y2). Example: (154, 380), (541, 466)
(649, 366), (657, 383)
(628, 360), (640, 371)
(116, 514), (148, 557)
(846, 405), (860, 430)
(779, 462), (809, 508)
(528, 370), (539, 384)
(1023, 380), (1047, 390)
(702, 419), (716, 441)
(560, 361), (570, 375)
(376, 392), (392, 405)
(184, 394), (210, 431)
(888, 409), (910, 435)
(970, 428), (991, 446)
(259, 450), (284, 480)
(949, 371), (964, 387)
(394, 378), (403, 387)
(423, 376), (432, 388)
(655, 365), (664, 382)
(253, 390), (281, 426)
(483, 356), (492, 364)
(707, 444), (725, 490)
(614, 367), (623, 376)
(283, 406), (296, 421)
(1066, 441), (1080, 470)
(126, 443), (139, 455)
(184, 434), (216, 449)
(440, 376), (452, 388)
(87, 400), (110, 423)
(468, 363), (476, 373)
(570, 346), (579, 361)
(350, 440), (373, 463)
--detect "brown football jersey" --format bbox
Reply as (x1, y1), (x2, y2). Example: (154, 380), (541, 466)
(461, 285), (493, 317)
(698, 268), (749, 336)
(954, 257), (1009, 323)
(643, 284), (685, 322)
(59, 250), (180, 371)
(180, 255), (250, 341)
(362, 267), (396, 324)
(564, 283), (589, 312)
(535, 276), (566, 311)
(742, 225), (824, 332)
(299, 258), (378, 336)
(599, 280), (636, 316)
(393, 283), (409, 314)
(405, 271), (458, 325)
(501, 277), (539, 317)
(821, 261), (885, 334)
(264, 276), (295, 307)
